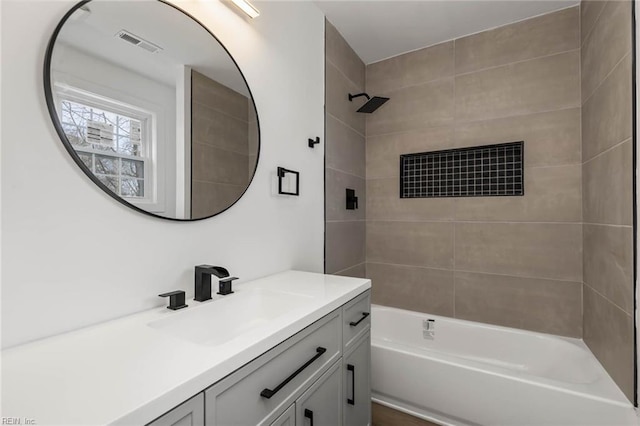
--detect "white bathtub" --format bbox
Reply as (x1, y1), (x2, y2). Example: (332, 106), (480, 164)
(371, 305), (638, 426)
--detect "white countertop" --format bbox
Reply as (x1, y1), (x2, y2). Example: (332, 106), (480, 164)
(1, 271), (371, 425)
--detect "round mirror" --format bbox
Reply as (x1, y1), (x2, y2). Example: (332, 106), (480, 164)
(45, 0), (259, 220)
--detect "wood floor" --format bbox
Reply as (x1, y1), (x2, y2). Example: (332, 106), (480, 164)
(372, 402), (441, 426)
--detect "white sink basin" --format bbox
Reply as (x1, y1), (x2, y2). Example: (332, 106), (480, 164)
(148, 288), (314, 346)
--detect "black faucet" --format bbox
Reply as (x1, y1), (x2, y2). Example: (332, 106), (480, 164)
(194, 265), (239, 301)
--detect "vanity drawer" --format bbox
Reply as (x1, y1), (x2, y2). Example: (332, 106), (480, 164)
(205, 309), (342, 426)
(342, 290), (371, 349)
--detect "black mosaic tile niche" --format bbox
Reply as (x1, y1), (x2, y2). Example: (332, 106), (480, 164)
(400, 141), (524, 198)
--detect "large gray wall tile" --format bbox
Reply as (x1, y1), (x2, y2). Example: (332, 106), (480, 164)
(583, 285), (634, 401)
(192, 70), (249, 121)
(455, 51), (580, 122)
(455, 222), (582, 281)
(455, 271), (582, 337)
(325, 20), (365, 89)
(454, 165), (582, 222)
(367, 127), (454, 179)
(326, 221), (366, 274)
(366, 78), (454, 136)
(454, 108), (581, 167)
(583, 140), (633, 226)
(326, 115), (365, 178)
(334, 262), (366, 279)
(326, 62), (365, 135)
(367, 41), (454, 94)
(326, 168), (365, 221)
(367, 262), (454, 316)
(581, 0), (632, 102)
(192, 143), (249, 186)
(367, 221), (454, 269)
(455, 6), (579, 75)
(367, 178), (455, 221)
(191, 181), (244, 220)
(582, 54), (632, 161)
(580, 1), (606, 45)
(192, 104), (249, 153)
(584, 224), (634, 314)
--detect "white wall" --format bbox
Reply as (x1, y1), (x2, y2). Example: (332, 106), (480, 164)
(0, 0), (325, 349)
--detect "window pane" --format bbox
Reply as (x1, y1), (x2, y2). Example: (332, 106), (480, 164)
(118, 138), (140, 156)
(96, 175), (118, 193)
(76, 152), (92, 169)
(121, 178), (144, 198)
(61, 122), (86, 146)
(60, 99), (144, 157)
(58, 95), (149, 200)
(121, 159), (144, 178)
(95, 154), (118, 175)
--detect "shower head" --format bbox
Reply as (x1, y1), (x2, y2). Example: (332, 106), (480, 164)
(348, 92), (390, 113)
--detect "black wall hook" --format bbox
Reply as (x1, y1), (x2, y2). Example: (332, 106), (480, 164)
(346, 188), (358, 210)
(308, 137), (320, 148)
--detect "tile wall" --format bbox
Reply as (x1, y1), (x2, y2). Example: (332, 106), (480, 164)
(191, 70), (256, 219)
(364, 6), (584, 338)
(581, 0), (634, 401)
(325, 21), (367, 277)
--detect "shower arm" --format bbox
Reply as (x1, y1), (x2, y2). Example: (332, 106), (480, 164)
(348, 93), (371, 102)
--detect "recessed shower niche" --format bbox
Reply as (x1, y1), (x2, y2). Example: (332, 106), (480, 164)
(44, 0), (260, 221)
(400, 141), (524, 198)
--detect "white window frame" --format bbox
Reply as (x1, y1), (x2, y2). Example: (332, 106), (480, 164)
(54, 81), (166, 213)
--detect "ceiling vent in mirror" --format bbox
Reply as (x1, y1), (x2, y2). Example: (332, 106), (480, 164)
(115, 30), (162, 54)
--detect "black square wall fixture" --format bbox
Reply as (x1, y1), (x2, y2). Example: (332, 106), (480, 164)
(400, 141), (524, 198)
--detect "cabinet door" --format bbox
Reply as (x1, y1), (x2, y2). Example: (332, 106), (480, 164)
(205, 310), (342, 426)
(296, 361), (342, 426)
(343, 332), (371, 426)
(146, 393), (204, 426)
(271, 403), (295, 426)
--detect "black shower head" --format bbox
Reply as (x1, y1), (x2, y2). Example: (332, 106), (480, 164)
(348, 92), (390, 113)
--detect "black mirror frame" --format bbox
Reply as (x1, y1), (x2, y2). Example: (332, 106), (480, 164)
(43, 0), (261, 222)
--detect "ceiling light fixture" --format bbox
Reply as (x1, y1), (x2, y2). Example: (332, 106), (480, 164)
(231, 0), (260, 18)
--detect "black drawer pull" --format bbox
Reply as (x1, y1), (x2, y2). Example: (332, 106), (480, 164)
(347, 364), (355, 405)
(260, 347), (327, 399)
(304, 408), (314, 426)
(349, 312), (370, 327)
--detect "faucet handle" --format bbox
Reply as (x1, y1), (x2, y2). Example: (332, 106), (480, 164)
(159, 290), (188, 310)
(217, 277), (238, 295)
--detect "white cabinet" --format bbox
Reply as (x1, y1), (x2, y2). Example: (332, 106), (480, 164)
(296, 362), (343, 426)
(204, 310), (341, 426)
(147, 290), (371, 426)
(147, 394), (204, 426)
(270, 404), (295, 426)
(342, 291), (370, 350)
(343, 332), (371, 426)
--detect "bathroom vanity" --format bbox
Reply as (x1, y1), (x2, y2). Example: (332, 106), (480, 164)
(1, 271), (371, 426)
(152, 289), (371, 426)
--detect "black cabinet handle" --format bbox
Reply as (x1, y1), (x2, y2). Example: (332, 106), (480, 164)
(347, 364), (355, 405)
(349, 312), (370, 327)
(260, 347), (327, 399)
(304, 409), (314, 426)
